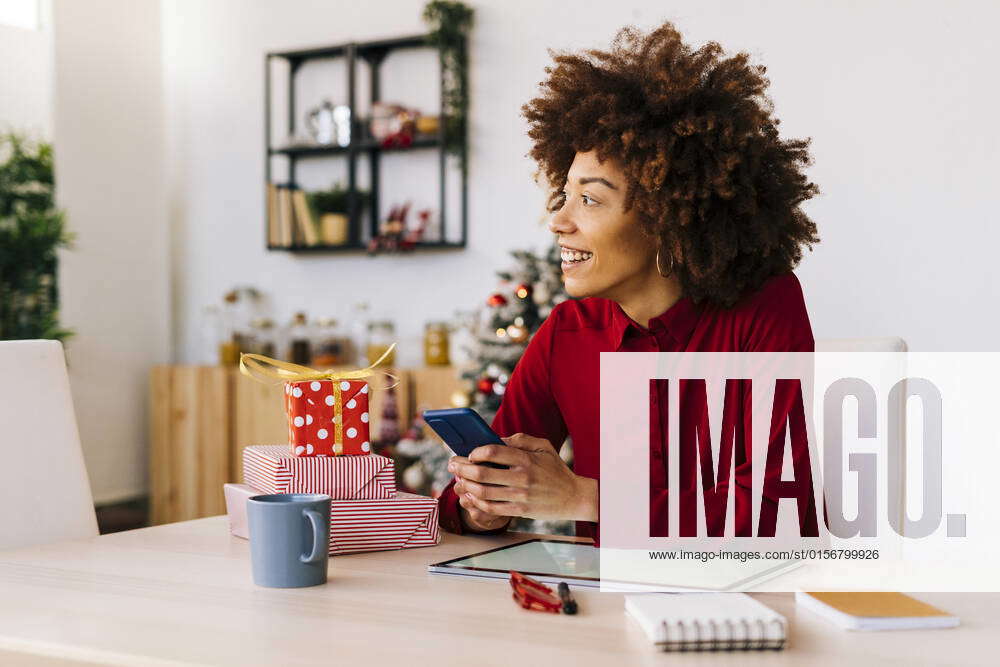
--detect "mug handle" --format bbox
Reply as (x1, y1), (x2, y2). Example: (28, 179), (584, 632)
(300, 509), (327, 564)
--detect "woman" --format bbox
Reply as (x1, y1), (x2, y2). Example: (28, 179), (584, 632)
(438, 22), (819, 542)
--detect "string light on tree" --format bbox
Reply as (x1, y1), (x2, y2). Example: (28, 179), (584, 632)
(450, 390), (471, 408)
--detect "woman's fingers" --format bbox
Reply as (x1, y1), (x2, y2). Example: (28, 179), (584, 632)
(468, 443), (531, 468)
(449, 458), (525, 486)
(462, 491), (524, 518)
(458, 494), (509, 530)
(460, 477), (526, 502)
(502, 432), (556, 453)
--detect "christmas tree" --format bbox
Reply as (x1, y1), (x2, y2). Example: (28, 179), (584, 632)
(459, 243), (567, 420)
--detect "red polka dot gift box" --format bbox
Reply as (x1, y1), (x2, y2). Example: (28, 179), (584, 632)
(239, 346), (396, 458)
(243, 445), (395, 499)
(283, 378), (371, 456)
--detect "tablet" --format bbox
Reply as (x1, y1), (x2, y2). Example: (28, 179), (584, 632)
(428, 538), (802, 591)
(428, 539), (601, 588)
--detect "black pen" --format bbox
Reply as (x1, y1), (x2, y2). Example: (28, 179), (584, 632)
(557, 582), (578, 615)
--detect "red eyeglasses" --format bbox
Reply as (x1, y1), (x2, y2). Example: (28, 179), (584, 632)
(509, 571), (577, 614)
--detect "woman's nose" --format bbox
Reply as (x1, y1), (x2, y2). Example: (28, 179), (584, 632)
(548, 204), (576, 235)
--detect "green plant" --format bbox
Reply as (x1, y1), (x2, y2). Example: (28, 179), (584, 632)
(0, 132), (73, 341)
(423, 0), (473, 174)
(307, 183), (370, 215)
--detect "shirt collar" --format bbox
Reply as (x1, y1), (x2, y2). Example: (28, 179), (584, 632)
(610, 296), (702, 349)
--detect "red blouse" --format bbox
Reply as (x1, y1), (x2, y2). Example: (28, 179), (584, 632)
(437, 272), (815, 543)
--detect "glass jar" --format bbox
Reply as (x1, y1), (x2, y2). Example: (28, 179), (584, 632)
(287, 312), (312, 365)
(312, 317), (345, 367)
(249, 318), (278, 357)
(344, 301), (370, 365)
(366, 320), (396, 366)
(219, 292), (241, 365)
(424, 321), (450, 366)
(224, 286), (263, 355)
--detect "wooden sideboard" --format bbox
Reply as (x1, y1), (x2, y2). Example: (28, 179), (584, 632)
(149, 365), (462, 525)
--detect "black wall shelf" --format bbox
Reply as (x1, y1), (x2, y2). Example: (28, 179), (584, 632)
(264, 33), (468, 253)
(268, 134), (442, 158)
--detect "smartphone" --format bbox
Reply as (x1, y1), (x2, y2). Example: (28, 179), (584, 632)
(422, 407), (508, 469)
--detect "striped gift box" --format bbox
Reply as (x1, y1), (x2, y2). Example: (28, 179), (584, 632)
(329, 492), (440, 555)
(224, 484), (439, 556)
(243, 445), (395, 499)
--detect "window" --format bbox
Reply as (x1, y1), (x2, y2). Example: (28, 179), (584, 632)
(0, 0), (40, 31)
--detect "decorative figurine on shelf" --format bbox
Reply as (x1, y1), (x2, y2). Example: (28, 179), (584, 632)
(369, 102), (417, 147)
(403, 209), (432, 249)
(367, 204), (433, 254)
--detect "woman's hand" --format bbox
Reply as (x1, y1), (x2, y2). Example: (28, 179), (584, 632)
(453, 475), (512, 532)
(447, 433), (598, 522)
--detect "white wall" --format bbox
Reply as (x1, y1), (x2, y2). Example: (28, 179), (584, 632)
(0, 1), (52, 136)
(164, 0), (1000, 365)
(52, 0), (170, 504)
(42, 0), (999, 501)
(162, 0), (551, 368)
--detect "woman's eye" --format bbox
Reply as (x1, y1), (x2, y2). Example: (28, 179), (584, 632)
(559, 190), (597, 207)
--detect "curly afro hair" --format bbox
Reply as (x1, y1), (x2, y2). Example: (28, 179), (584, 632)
(521, 22), (820, 307)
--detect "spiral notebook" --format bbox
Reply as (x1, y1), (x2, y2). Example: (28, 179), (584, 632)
(625, 593), (787, 652)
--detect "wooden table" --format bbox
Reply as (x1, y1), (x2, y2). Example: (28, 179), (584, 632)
(0, 518), (995, 666)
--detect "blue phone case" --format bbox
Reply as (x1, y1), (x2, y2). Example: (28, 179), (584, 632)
(422, 408), (507, 469)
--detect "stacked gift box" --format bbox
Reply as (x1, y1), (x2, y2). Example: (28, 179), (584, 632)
(225, 373), (439, 555)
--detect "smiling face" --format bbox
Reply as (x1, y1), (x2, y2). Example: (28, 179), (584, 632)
(548, 151), (660, 301)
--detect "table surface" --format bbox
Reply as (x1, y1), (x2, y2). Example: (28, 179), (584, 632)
(0, 517), (995, 666)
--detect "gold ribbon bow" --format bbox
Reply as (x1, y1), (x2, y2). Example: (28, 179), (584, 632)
(239, 344), (397, 454)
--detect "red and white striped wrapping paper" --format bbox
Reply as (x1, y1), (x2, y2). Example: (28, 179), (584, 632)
(328, 492), (439, 555)
(243, 445), (395, 499)
(224, 483), (253, 538)
(224, 483), (440, 556)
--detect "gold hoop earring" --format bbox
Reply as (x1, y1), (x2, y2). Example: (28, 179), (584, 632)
(655, 249), (674, 278)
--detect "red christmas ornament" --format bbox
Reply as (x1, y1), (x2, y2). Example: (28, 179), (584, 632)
(515, 283), (532, 299)
(486, 293), (508, 307)
(477, 377), (496, 394)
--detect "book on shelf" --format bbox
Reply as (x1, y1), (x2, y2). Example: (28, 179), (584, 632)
(266, 183), (280, 246)
(277, 185), (294, 247)
(291, 188), (320, 246)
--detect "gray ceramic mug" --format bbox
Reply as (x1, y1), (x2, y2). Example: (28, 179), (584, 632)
(247, 493), (331, 588)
